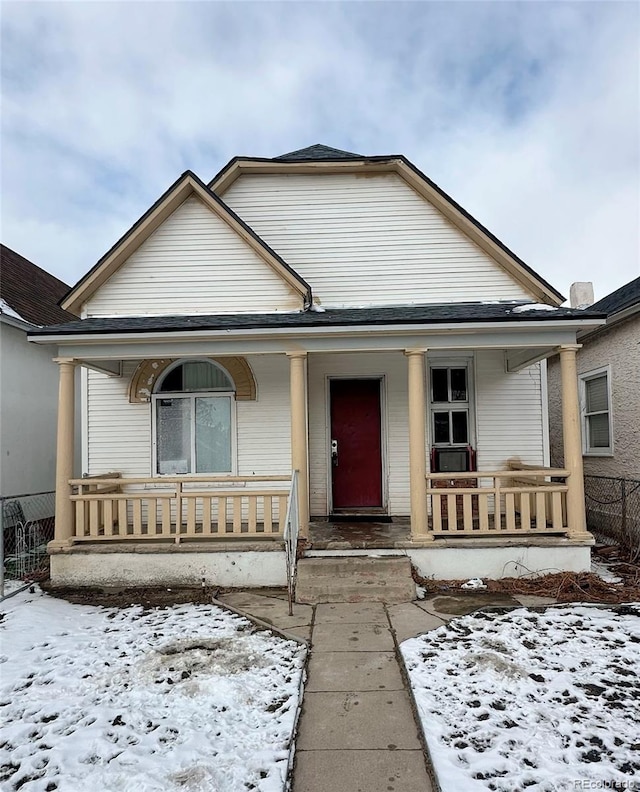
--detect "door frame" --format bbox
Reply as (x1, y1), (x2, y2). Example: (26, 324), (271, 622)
(325, 374), (389, 514)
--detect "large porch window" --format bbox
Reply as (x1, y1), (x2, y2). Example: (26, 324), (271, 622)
(152, 360), (235, 474)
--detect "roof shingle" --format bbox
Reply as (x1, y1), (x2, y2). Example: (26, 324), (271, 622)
(28, 303), (606, 338)
(590, 277), (640, 317)
(273, 144), (363, 161)
(0, 245), (75, 326)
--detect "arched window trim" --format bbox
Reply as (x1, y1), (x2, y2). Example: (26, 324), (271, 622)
(154, 358), (236, 394)
(151, 358), (237, 477)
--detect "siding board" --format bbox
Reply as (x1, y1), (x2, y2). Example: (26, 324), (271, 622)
(86, 197), (300, 317)
(224, 173), (534, 308)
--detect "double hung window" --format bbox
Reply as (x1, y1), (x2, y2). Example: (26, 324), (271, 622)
(430, 366), (471, 446)
(580, 367), (613, 455)
(153, 360), (235, 474)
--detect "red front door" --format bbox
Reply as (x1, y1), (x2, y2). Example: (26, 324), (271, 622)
(330, 379), (383, 509)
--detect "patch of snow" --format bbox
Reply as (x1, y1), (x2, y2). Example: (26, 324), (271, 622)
(461, 578), (487, 590)
(0, 298), (28, 323)
(0, 588), (306, 792)
(591, 560), (623, 584)
(402, 605), (640, 791)
(308, 303), (326, 313)
(511, 303), (559, 313)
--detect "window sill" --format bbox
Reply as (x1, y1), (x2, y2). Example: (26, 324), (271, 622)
(583, 451), (614, 458)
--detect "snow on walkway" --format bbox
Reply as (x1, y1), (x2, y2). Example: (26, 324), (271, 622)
(0, 589), (306, 792)
(402, 604), (640, 791)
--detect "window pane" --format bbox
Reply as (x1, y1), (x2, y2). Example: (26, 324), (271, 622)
(586, 376), (608, 414)
(159, 362), (233, 392)
(196, 397), (231, 472)
(588, 413), (610, 448)
(450, 368), (467, 401)
(432, 369), (448, 403)
(157, 398), (191, 474)
(451, 411), (469, 444)
(433, 412), (450, 444)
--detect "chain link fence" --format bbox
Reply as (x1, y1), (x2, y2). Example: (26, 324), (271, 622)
(584, 475), (640, 562)
(1, 491), (55, 598)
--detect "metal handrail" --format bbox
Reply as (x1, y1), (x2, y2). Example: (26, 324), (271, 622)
(283, 470), (299, 617)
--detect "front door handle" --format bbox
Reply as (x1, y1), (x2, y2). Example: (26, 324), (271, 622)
(331, 439), (338, 467)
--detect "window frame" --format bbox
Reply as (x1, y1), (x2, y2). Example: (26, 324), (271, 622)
(428, 358), (476, 449)
(579, 365), (613, 457)
(151, 359), (238, 476)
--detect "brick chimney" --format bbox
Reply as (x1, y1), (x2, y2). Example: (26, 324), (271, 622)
(569, 282), (594, 309)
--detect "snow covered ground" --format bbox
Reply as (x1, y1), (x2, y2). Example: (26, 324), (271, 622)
(0, 589), (306, 792)
(402, 604), (640, 791)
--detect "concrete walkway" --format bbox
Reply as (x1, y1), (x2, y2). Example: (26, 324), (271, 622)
(218, 589), (556, 792)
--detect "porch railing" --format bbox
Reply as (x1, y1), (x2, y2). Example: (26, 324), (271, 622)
(283, 469), (300, 615)
(69, 474), (292, 542)
(426, 467), (570, 536)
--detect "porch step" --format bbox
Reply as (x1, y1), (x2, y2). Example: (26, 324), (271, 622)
(295, 556), (416, 604)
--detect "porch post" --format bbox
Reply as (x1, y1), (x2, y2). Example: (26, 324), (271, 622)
(405, 349), (431, 541)
(559, 345), (590, 539)
(288, 352), (310, 539)
(53, 359), (76, 546)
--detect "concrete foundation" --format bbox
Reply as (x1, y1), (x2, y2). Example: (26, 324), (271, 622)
(407, 542), (591, 580)
(50, 549), (287, 588)
(49, 537), (591, 588)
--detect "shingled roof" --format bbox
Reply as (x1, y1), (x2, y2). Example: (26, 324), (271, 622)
(0, 244), (75, 326)
(29, 302), (605, 338)
(273, 144), (363, 161)
(590, 277), (640, 317)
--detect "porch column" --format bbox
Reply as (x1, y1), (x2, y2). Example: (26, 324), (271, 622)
(559, 345), (590, 539)
(53, 359), (76, 546)
(405, 349), (431, 541)
(288, 352), (310, 539)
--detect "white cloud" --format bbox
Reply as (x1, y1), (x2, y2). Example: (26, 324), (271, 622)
(1, 1), (638, 301)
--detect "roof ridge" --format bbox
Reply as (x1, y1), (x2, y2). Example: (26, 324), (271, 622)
(273, 144), (363, 161)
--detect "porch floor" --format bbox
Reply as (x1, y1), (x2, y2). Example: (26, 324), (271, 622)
(309, 518), (412, 549)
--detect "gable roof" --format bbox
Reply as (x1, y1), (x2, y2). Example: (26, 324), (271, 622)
(209, 146), (565, 306)
(590, 277), (640, 317)
(60, 171), (312, 316)
(0, 244), (75, 326)
(273, 144), (363, 161)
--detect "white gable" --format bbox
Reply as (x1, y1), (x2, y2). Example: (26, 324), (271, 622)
(85, 196), (301, 317)
(224, 173), (534, 307)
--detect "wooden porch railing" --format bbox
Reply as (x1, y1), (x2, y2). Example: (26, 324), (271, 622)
(426, 467), (570, 536)
(69, 475), (292, 542)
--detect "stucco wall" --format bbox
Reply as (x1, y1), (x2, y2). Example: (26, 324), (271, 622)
(1, 323), (60, 496)
(547, 315), (640, 479)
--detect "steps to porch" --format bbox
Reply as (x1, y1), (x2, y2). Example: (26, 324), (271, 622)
(295, 556), (416, 604)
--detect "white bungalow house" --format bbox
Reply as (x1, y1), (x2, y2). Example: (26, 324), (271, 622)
(29, 144), (606, 591)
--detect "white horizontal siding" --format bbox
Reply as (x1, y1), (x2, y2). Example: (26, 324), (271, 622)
(475, 351), (545, 470)
(87, 362), (150, 476)
(86, 197), (300, 317)
(308, 352), (411, 516)
(224, 173), (534, 308)
(237, 355), (291, 476)
(86, 356), (292, 479)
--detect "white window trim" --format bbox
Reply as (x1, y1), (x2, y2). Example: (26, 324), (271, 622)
(427, 356), (476, 449)
(151, 359), (238, 476)
(579, 365), (614, 457)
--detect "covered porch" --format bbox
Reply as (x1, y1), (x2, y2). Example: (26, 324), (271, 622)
(46, 332), (592, 554)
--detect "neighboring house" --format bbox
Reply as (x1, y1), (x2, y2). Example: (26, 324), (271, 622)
(29, 145), (605, 588)
(0, 245), (76, 501)
(548, 278), (640, 479)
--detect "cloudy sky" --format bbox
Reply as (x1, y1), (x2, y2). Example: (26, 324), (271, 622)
(2, 1), (638, 303)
